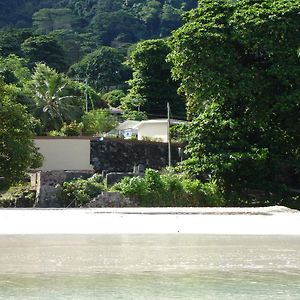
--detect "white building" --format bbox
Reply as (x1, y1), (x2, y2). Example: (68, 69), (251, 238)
(120, 119), (185, 143)
(113, 120), (140, 139)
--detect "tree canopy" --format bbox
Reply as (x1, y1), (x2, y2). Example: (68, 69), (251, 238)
(68, 46), (130, 92)
(125, 39), (185, 118)
(21, 35), (67, 72)
(169, 0), (300, 203)
(0, 80), (42, 186)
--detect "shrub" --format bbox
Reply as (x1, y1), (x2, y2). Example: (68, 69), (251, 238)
(60, 121), (83, 136)
(61, 174), (104, 207)
(48, 130), (63, 136)
(102, 89), (125, 108)
(81, 109), (117, 135)
(111, 176), (147, 201)
(0, 183), (36, 207)
(122, 110), (148, 121)
(111, 168), (225, 207)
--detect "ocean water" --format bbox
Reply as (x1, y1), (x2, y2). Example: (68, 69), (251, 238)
(0, 235), (299, 299)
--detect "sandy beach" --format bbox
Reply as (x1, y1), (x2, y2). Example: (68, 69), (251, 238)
(0, 206), (299, 235)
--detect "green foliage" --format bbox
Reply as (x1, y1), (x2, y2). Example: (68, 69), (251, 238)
(0, 183), (36, 208)
(65, 79), (105, 110)
(33, 8), (78, 34)
(0, 55), (31, 86)
(169, 0), (300, 202)
(137, 0), (161, 37)
(29, 63), (84, 131)
(126, 39), (185, 118)
(102, 89), (125, 108)
(21, 35), (67, 72)
(0, 0), (198, 45)
(49, 30), (86, 67)
(68, 46), (129, 92)
(0, 64), (35, 111)
(48, 121), (83, 136)
(61, 121), (83, 136)
(122, 110), (148, 121)
(81, 109), (117, 135)
(61, 174), (104, 207)
(0, 0), (61, 28)
(0, 1), (198, 136)
(91, 7), (145, 46)
(0, 29), (33, 57)
(0, 80), (43, 185)
(111, 168), (225, 207)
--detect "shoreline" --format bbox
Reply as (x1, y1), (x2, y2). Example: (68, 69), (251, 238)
(0, 206), (300, 235)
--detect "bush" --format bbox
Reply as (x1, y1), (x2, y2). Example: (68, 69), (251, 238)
(60, 121), (83, 136)
(0, 183), (36, 207)
(61, 174), (104, 207)
(102, 89), (125, 108)
(111, 169), (225, 207)
(81, 109), (117, 135)
(48, 121), (83, 136)
(122, 110), (148, 121)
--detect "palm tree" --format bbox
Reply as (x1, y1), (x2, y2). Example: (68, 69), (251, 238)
(31, 63), (81, 131)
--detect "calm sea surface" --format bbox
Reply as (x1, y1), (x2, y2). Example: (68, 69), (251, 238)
(0, 235), (299, 299)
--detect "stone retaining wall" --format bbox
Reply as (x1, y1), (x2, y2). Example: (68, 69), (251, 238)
(32, 171), (94, 207)
(91, 138), (183, 173)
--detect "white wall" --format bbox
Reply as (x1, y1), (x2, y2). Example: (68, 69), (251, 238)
(137, 122), (168, 142)
(34, 138), (93, 171)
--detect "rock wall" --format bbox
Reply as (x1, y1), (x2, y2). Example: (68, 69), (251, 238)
(91, 138), (183, 173)
(32, 170), (94, 207)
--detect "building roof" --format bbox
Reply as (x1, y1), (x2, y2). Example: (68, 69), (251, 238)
(132, 119), (185, 129)
(115, 120), (140, 131)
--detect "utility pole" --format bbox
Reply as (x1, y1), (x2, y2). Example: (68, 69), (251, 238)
(85, 78), (88, 113)
(167, 102), (172, 167)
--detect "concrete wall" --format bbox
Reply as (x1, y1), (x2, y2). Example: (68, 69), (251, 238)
(34, 137), (94, 171)
(137, 122), (168, 142)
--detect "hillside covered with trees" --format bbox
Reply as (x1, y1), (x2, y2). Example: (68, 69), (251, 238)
(0, 0), (196, 121)
(0, 0), (196, 188)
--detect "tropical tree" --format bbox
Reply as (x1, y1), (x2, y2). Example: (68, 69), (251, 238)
(0, 79), (42, 186)
(33, 8), (79, 34)
(102, 89), (125, 108)
(68, 46), (130, 92)
(94, 9), (145, 46)
(0, 54), (31, 86)
(169, 0), (300, 204)
(81, 109), (117, 135)
(126, 39), (185, 118)
(49, 30), (85, 67)
(30, 64), (83, 131)
(21, 35), (67, 72)
(138, 0), (162, 37)
(0, 29), (33, 57)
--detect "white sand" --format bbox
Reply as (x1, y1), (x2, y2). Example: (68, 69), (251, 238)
(0, 206), (299, 235)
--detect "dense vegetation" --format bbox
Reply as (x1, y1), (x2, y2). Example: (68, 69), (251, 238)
(1, 0), (299, 208)
(47, 168), (224, 207)
(112, 168), (224, 207)
(169, 0), (300, 207)
(0, 0), (195, 189)
(0, 79), (43, 187)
